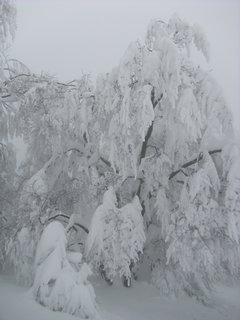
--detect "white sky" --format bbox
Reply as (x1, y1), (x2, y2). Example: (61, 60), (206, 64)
(10, 0), (240, 134)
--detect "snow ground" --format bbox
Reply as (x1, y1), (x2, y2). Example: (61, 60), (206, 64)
(0, 275), (239, 320)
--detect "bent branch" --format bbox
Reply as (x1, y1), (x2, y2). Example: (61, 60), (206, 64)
(169, 149), (222, 180)
(48, 214), (89, 234)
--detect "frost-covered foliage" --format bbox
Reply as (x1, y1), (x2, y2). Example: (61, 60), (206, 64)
(1, 72), (97, 273)
(33, 221), (97, 319)
(5, 226), (37, 285)
(0, 0), (16, 77)
(219, 144), (240, 276)
(222, 144), (240, 243)
(149, 149), (239, 301)
(0, 0), (18, 270)
(86, 187), (145, 280)
(0, 0), (17, 137)
(154, 154), (220, 300)
(1, 11), (239, 304)
(92, 14), (235, 300)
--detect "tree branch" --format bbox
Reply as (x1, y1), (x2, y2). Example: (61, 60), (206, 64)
(100, 156), (112, 168)
(64, 148), (112, 171)
(3, 70), (31, 80)
(168, 149), (222, 180)
(139, 91), (163, 164)
(121, 176), (144, 185)
(74, 223), (89, 234)
(56, 81), (76, 88)
(137, 89), (163, 215)
(48, 214), (89, 234)
(64, 148), (82, 155)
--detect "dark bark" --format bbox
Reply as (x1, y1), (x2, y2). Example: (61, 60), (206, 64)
(137, 89), (163, 214)
(48, 214), (89, 234)
(99, 156), (112, 168)
(168, 149), (222, 180)
(138, 91), (163, 165)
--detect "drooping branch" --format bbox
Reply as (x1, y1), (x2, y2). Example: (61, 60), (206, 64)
(64, 147), (111, 170)
(64, 148), (82, 155)
(3, 70), (31, 80)
(121, 176), (144, 186)
(178, 169), (189, 177)
(74, 223), (89, 234)
(48, 214), (89, 234)
(56, 81), (76, 88)
(169, 149), (222, 180)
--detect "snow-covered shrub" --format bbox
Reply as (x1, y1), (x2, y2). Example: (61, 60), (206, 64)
(220, 144), (240, 276)
(86, 187), (145, 282)
(5, 226), (37, 285)
(32, 221), (97, 319)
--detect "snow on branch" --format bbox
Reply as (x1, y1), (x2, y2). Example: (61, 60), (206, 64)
(169, 149), (222, 180)
(139, 91), (163, 164)
(48, 214), (89, 234)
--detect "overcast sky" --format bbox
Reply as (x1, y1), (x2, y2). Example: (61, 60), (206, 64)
(10, 0), (240, 135)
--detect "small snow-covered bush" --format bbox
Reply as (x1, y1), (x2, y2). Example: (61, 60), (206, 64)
(32, 221), (97, 319)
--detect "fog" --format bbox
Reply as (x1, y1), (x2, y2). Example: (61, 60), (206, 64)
(10, 0), (240, 134)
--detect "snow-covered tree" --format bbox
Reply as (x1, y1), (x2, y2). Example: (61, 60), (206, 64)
(90, 15), (235, 299)
(0, 0), (18, 270)
(2, 9), (239, 304)
(32, 221), (97, 319)
(86, 187), (145, 284)
(5, 226), (37, 285)
(0, 0), (17, 139)
(2, 72), (96, 269)
(151, 152), (221, 301)
(0, 0), (16, 74)
(219, 143), (240, 276)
